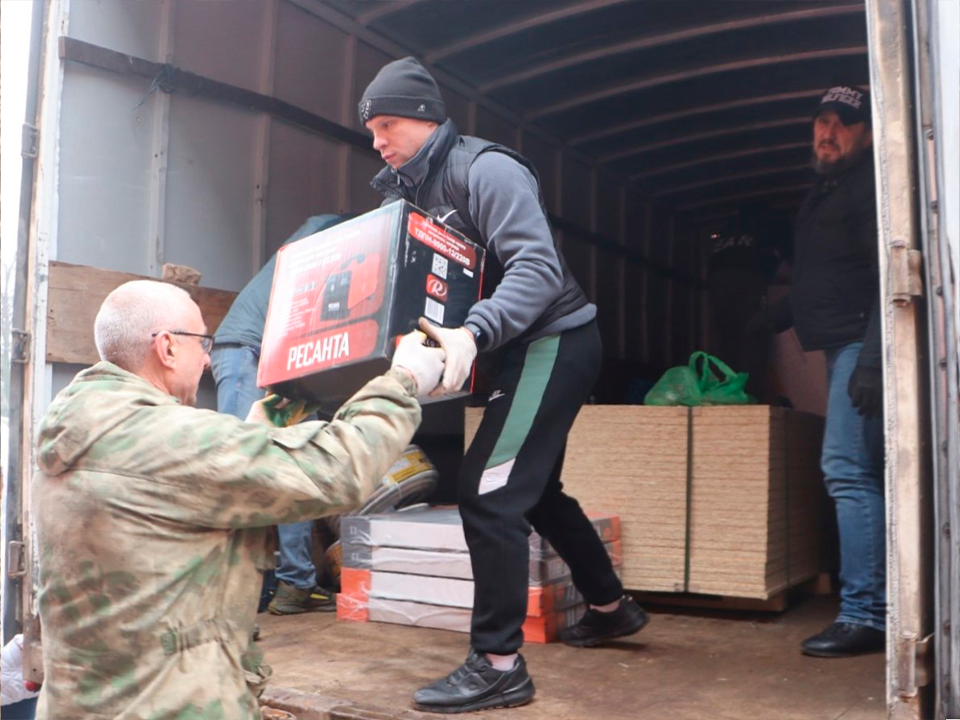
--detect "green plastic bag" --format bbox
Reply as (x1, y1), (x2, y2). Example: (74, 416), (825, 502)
(693, 351), (754, 405)
(642, 364), (701, 406)
(644, 351), (754, 406)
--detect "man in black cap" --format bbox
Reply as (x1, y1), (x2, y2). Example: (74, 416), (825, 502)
(359, 56), (646, 713)
(706, 201), (789, 403)
(760, 85), (886, 657)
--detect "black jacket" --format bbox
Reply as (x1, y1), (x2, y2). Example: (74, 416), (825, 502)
(769, 154), (881, 367)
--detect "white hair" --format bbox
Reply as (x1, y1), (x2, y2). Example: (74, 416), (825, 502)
(94, 280), (193, 371)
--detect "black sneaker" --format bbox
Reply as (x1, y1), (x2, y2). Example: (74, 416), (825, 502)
(801, 622), (885, 658)
(559, 596), (649, 647)
(413, 649), (535, 714)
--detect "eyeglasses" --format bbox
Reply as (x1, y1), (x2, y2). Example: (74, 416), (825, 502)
(151, 330), (215, 354)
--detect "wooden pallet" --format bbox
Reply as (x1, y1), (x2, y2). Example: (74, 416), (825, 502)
(631, 573), (834, 613)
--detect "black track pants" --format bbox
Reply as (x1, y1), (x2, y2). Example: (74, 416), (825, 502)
(459, 320), (624, 654)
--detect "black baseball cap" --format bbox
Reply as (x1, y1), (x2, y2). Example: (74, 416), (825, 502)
(814, 85), (871, 126)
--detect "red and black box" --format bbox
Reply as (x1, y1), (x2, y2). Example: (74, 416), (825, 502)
(258, 201), (485, 403)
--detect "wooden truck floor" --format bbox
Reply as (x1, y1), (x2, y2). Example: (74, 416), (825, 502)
(258, 594), (884, 720)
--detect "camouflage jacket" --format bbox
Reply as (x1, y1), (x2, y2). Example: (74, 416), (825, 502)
(32, 361), (420, 720)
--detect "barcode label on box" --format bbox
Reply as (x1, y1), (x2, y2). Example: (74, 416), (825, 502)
(425, 298), (445, 324)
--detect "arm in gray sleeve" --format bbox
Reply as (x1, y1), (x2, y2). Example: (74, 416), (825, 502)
(464, 152), (565, 350)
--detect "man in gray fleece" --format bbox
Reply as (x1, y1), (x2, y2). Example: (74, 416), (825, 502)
(360, 57), (648, 714)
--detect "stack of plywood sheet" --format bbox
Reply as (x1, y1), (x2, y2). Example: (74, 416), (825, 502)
(336, 506), (621, 642)
(686, 406), (827, 598)
(465, 406), (689, 593)
(465, 405), (826, 600)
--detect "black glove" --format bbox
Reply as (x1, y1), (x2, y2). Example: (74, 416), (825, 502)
(847, 364), (883, 417)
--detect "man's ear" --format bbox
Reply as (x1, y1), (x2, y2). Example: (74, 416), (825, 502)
(153, 332), (178, 370)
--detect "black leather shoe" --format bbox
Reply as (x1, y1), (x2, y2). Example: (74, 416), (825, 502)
(413, 649), (535, 713)
(801, 622), (885, 658)
(559, 596), (649, 647)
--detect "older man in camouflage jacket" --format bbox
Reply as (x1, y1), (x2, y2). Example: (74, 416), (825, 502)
(31, 280), (444, 720)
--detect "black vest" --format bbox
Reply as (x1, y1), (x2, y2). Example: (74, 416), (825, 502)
(371, 122), (589, 341)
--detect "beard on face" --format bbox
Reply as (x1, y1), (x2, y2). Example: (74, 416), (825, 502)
(812, 141), (868, 176)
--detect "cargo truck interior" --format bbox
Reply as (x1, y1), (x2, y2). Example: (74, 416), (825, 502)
(9, 0), (956, 718)
(43, 0), (872, 412)
(43, 0), (866, 489)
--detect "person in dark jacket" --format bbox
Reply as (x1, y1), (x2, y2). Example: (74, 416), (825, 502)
(212, 214), (349, 615)
(706, 202), (788, 402)
(761, 85), (885, 657)
(359, 57), (646, 713)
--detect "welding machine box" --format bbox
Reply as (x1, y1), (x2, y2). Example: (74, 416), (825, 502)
(258, 201), (485, 403)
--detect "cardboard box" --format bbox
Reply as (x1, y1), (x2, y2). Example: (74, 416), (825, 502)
(335, 508), (620, 641)
(259, 201), (485, 402)
(338, 567), (606, 616)
(336, 594), (586, 644)
(339, 540), (621, 585)
(465, 405), (828, 600)
(339, 506), (620, 555)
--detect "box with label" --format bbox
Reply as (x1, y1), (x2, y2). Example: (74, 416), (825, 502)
(339, 506), (620, 555)
(339, 539), (621, 585)
(258, 201), (485, 402)
(336, 594), (586, 644)
(338, 567), (605, 616)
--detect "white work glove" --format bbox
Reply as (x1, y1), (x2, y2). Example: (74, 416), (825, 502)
(418, 318), (478, 397)
(391, 330), (446, 397)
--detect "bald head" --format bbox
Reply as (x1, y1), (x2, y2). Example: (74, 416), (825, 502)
(95, 280), (195, 372)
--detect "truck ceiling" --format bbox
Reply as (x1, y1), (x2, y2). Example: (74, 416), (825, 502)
(317, 0), (868, 219)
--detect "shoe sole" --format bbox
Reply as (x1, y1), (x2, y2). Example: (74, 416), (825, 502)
(267, 604), (337, 615)
(414, 681), (535, 714)
(561, 611), (650, 648)
(801, 646), (883, 658)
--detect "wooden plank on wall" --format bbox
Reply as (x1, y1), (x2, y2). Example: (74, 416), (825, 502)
(46, 261), (237, 365)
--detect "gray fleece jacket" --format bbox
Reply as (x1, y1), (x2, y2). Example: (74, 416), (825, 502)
(370, 120), (595, 352)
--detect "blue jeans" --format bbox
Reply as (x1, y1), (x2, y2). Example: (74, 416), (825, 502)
(821, 342), (886, 630)
(211, 345), (317, 590)
(1, 697), (37, 719)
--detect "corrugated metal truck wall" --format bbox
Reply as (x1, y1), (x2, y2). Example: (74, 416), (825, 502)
(55, 0), (700, 403)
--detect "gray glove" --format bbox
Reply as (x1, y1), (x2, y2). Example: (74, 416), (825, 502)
(391, 330), (446, 398)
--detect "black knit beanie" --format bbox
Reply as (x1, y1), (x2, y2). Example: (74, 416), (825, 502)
(358, 56), (447, 126)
